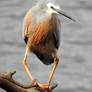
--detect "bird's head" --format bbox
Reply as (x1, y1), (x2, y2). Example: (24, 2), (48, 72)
(47, 2), (60, 14)
(46, 2), (75, 21)
(36, 0), (75, 21)
(37, 0), (74, 21)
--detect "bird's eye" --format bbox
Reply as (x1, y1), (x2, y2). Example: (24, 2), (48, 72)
(50, 6), (54, 9)
(47, 2), (55, 9)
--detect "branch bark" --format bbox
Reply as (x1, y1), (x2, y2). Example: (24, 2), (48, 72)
(0, 71), (58, 92)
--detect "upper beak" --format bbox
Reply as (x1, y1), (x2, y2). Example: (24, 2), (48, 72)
(52, 7), (75, 21)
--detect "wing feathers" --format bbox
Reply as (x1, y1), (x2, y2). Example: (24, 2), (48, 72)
(27, 19), (50, 45)
(23, 12), (60, 49)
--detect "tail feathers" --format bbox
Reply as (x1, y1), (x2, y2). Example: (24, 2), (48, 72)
(34, 51), (54, 65)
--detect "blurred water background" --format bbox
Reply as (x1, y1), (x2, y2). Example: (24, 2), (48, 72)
(0, 0), (92, 92)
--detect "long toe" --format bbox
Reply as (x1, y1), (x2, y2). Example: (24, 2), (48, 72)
(37, 83), (49, 88)
(37, 83), (52, 92)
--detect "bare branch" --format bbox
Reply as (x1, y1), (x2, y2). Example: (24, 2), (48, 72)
(0, 71), (57, 92)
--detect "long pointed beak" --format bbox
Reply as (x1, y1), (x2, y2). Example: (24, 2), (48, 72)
(52, 7), (75, 21)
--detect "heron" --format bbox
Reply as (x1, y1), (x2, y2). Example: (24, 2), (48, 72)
(22, 0), (74, 90)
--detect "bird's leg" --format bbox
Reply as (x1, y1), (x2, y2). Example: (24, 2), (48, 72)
(22, 49), (34, 81)
(37, 54), (59, 90)
(22, 49), (51, 89)
(48, 54), (59, 85)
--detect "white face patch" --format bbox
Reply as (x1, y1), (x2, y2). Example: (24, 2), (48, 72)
(47, 2), (60, 9)
(47, 2), (60, 14)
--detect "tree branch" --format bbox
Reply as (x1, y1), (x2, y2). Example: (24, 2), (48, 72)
(0, 71), (58, 92)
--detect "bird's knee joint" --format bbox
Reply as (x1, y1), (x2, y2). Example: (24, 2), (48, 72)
(56, 57), (59, 62)
(22, 60), (27, 66)
(55, 57), (59, 65)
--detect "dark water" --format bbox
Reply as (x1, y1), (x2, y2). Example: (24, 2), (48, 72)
(0, 0), (92, 92)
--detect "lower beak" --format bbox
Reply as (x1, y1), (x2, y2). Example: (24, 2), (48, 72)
(54, 8), (75, 21)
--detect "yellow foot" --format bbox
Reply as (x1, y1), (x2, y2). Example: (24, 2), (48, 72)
(33, 82), (52, 92)
(37, 83), (49, 88)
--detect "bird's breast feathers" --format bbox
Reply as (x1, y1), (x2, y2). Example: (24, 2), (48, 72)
(23, 9), (60, 49)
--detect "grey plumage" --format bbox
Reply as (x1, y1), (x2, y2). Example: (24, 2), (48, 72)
(22, 0), (74, 87)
